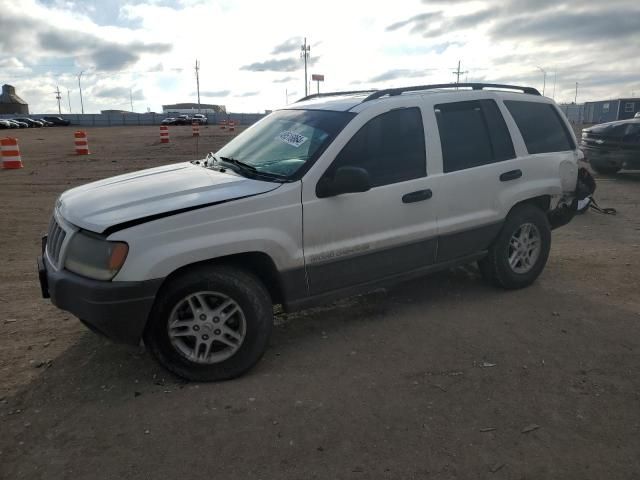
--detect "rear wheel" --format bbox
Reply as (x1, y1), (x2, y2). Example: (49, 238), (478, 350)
(144, 265), (273, 381)
(479, 204), (551, 289)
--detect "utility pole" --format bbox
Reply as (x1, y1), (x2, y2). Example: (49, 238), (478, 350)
(300, 38), (310, 97)
(536, 66), (546, 96)
(67, 89), (72, 113)
(452, 60), (468, 87)
(54, 85), (62, 114)
(574, 82), (578, 104)
(552, 71), (557, 100)
(78, 71), (85, 114)
(195, 59), (201, 113)
(130, 88), (134, 112)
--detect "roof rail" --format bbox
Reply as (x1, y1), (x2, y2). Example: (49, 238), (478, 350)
(362, 83), (541, 102)
(296, 90), (376, 103)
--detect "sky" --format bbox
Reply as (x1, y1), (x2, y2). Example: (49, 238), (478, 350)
(1, 0), (639, 114)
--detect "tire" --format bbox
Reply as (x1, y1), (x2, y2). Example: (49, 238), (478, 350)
(591, 164), (621, 175)
(144, 265), (273, 382)
(478, 204), (551, 289)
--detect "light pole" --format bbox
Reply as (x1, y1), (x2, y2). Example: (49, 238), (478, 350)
(536, 66), (546, 96)
(78, 71), (85, 114)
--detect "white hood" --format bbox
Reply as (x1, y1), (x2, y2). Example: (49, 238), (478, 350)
(58, 162), (280, 234)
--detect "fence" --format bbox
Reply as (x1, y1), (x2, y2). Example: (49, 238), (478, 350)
(0, 112), (267, 127)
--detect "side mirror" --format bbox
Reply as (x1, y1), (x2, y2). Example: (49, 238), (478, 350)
(317, 166), (371, 198)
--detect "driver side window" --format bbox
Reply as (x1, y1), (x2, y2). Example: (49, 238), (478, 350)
(328, 107), (427, 187)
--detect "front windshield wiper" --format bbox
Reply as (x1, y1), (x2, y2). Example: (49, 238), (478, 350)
(219, 156), (258, 173)
(219, 156), (289, 181)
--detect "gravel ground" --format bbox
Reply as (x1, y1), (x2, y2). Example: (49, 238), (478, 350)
(1, 125), (639, 479)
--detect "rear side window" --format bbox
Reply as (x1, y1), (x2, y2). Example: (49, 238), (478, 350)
(504, 101), (575, 154)
(435, 100), (515, 173)
(331, 107), (426, 187)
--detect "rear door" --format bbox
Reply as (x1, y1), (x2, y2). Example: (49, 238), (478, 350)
(430, 98), (518, 262)
(301, 101), (439, 295)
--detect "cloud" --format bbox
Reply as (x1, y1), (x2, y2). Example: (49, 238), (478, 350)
(271, 37), (302, 54)
(491, 9), (640, 43)
(273, 76), (296, 83)
(241, 56), (317, 72)
(199, 90), (231, 97)
(94, 86), (144, 100)
(0, 8), (171, 72)
(369, 69), (429, 82)
(386, 12), (441, 32)
(237, 91), (260, 97)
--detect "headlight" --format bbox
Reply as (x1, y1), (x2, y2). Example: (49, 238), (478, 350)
(64, 231), (128, 281)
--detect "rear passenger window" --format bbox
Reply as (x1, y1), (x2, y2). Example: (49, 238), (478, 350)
(435, 100), (515, 173)
(504, 101), (575, 154)
(331, 107), (426, 187)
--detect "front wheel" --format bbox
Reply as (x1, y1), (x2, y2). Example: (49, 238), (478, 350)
(479, 204), (551, 289)
(144, 265), (273, 381)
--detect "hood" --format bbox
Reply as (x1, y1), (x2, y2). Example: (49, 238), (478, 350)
(584, 118), (640, 135)
(58, 162), (280, 234)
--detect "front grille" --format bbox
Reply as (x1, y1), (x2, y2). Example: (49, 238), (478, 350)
(47, 217), (66, 266)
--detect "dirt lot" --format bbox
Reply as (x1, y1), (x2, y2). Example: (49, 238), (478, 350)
(1, 125), (639, 479)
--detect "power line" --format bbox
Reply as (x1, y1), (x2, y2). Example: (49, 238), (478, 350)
(54, 85), (62, 114)
(452, 60), (468, 86)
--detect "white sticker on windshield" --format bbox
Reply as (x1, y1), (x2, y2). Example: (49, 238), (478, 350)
(276, 130), (308, 148)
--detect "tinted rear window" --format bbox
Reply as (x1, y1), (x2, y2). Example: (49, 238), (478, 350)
(435, 100), (514, 173)
(505, 101), (575, 154)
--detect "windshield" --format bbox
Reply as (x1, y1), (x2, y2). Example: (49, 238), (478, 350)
(215, 109), (355, 180)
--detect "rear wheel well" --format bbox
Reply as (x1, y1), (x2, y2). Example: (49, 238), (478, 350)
(512, 195), (551, 214)
(159, 253), (285, 305)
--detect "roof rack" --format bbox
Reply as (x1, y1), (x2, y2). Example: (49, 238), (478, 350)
(362, 83), (540, 102)
(296, 90), (376, 103)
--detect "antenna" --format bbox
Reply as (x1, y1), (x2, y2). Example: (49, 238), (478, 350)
(67, 89), (72, 113)
(54, 85), (62, 114)
(195, 59), (201, 113)
(130, 88), (134, 112)
(78, 71), (85, 114)
(300, 38), (311, 97)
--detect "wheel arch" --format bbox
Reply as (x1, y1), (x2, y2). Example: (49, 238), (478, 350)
(155, 251), (290, 307)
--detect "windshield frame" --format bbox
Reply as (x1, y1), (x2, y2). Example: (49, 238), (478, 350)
(214, 108), (356, 182)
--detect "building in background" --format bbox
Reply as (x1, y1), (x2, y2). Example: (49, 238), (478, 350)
(0, 84), (29, 114)
(558, 103), (584, 124)
(583, 98), (640, 124)
(162, 103), (226, 114)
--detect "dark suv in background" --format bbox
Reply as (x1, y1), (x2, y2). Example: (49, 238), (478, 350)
(581, 117), (640, 174)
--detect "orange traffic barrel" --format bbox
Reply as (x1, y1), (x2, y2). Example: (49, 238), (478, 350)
(160, 125), (170, 143)
(1, 137), (23, 169)
(219, 120), (226, 130)
(74, 131), (90, 155)
(192, 121), (200, 137)
(229, 120), (235, 132)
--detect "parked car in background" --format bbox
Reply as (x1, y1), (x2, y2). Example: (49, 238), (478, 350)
(14, 118), (43, 128)
(581, 117), (640, 174)
(0, 119), (13, 129)
(8, 119), (28, 128)
(38, 118), (53, 127)
(635, 112), (640, 119)
(175, 114), (192, 125)
(42, 116), (71, 126)
(161, 117), (178, 125)
(191, 114), (208, 125)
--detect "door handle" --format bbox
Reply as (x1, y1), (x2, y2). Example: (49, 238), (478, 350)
(402, 189), (433, 203)
(500, 169), (522, 182)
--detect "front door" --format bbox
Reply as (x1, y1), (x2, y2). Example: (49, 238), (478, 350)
(301, 104), (439, 296)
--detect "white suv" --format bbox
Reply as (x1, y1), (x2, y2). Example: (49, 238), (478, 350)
(38, 83), (580, 381)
